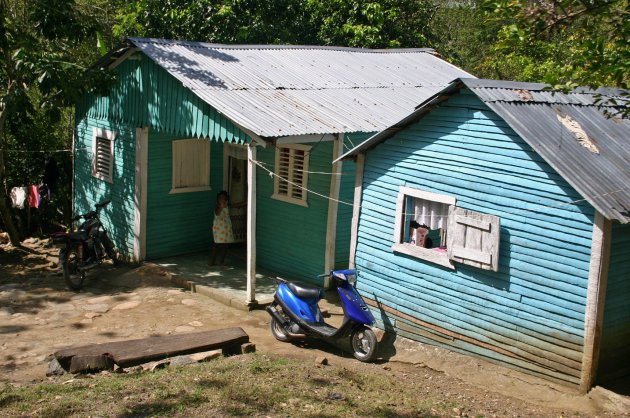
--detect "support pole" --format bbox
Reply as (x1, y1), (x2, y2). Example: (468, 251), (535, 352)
(246, 144), (257, 306)
(324, 134), (343, 287)
(349, 153), (365, 269)
(580, 211), (611, 393)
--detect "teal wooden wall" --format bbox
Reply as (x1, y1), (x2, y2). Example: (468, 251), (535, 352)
(598, 222), (630, 382)
(77, 56), (249, 143)
(355, 89), (595, 386)
(256, 142), (335, 284)
(335, 133), (371, 269)
(144, 131), (222, 259)
(73, 118), (137, 259)
(74, 52), (251, 260)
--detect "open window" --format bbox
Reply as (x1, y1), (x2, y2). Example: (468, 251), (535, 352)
(392, 186), (500, 271)
(92, 128), (116, 183)
(272, 144), (310, 206)
(170, 139), (211, 194)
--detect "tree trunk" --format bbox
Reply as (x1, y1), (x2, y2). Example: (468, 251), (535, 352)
(0, 103), (22, 247)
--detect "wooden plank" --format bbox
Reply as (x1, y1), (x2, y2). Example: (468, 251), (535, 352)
(55, 328), (249, 368)
(580, 212), (611, 392)
(133, 127), (148, 262)
(324, 134), (343, 285)
(455, 215), (490, 231)
(349, 153), (365, 269)
(451, 246), (491, 265)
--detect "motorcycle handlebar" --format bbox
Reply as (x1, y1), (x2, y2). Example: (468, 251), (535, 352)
(95, 199), (111, 209)
(72, 199), (110, 221)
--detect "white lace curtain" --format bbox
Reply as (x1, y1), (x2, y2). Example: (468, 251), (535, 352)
(412, 198), (449, 230)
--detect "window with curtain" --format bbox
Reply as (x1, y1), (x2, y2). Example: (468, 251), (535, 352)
(392, 186), (456, 268)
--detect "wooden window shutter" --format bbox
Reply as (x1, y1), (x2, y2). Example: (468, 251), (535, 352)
(446, 206), (500, 271)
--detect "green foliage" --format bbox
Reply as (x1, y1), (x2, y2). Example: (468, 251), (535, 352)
(0, 0), (117, 238)
(429, 0), (499, 78)
(482, 0), (630, 90)
(113, 0), (435, 48)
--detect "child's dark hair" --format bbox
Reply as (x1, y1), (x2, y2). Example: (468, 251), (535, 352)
(217, 190), (229, 202)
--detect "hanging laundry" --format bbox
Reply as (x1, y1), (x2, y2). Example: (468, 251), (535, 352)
(10, 187), (27, 209)
(43, 156), (59, 194)
(27, 185), (40, 208)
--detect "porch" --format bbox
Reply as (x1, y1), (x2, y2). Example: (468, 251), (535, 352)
(151, 248), (277, 310)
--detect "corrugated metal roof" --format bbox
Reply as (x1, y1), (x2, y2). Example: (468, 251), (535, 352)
(340, 78), (630, 223)
(124, 37), (472, 137)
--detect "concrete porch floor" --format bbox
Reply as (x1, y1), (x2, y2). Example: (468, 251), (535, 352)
(149, 248), (278, 310)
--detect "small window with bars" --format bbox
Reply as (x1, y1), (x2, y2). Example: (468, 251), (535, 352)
(272, 144), (310, 206)
(91, 128), (116, 183)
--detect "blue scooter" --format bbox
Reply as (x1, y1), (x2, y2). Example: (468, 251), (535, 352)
(266, 269), (378, 362)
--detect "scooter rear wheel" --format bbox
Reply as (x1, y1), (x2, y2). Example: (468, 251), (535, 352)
(351, 326), (377, 362)
(270, 316), (291, 342)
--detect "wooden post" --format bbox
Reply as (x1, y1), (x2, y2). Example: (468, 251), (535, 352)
(246, 144), (257, 305)
(580, 211), (611, 393)
(324, 134), (343, 287)
(349, 153), (365, 269)
(134, 127), (148, 262)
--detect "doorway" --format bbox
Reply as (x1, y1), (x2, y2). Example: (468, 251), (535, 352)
(223, 144), (248, 244)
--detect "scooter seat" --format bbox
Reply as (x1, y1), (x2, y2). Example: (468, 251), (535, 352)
(287, 281), (323, 300)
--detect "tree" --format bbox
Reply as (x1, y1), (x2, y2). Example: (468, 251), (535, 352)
(113, 0), (436, 48)
(482, 0), (629, 92)
(0, 0), (112, 246)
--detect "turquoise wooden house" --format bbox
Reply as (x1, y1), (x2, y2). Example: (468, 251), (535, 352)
(338, 78), (630, 391)
(73, 38), (471, 303)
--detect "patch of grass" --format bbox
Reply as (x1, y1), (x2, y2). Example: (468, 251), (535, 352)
(0, 354), (464, 417)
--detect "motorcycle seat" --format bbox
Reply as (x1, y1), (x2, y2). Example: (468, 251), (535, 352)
(69, 230), (88, 241)
(287, 281), (323, 300)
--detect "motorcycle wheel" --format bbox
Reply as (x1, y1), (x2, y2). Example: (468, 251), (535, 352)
(351, 326), (377, 362)
(270, 309), (292, 342)
(62, 248), (85, 291)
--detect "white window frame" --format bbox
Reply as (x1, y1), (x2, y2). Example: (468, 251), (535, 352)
(170, 138), (212, 194)
(272, 143), (310, 207)
(392, 186), (456, 269)
(92, 128), (116, 184)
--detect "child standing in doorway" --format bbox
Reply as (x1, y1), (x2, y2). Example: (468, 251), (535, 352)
(210, 190), (234, 266)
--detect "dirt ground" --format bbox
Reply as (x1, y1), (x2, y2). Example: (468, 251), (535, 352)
(1, 238), (630, 417)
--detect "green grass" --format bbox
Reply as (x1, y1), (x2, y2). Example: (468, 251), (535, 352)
(0, 354), (454, 417)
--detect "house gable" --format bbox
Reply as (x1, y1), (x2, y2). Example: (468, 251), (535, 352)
(356, 89), (595, 385)
(76, 54), (250, 143)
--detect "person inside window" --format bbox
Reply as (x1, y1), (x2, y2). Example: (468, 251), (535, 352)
(410, 220), (433, 249)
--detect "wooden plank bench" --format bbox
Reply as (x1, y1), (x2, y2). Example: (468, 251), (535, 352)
(54, 327), (249, 372)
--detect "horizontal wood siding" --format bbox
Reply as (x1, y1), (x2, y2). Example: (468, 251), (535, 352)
(335, 133), (371, 269)
(356, 90), (594, 385)
(145, 131), (220, 259)
(76, 55), (249, 143)
(73, 118), (136, 259)
(598, 222), (630, 382)
(255, 142), (333, 284)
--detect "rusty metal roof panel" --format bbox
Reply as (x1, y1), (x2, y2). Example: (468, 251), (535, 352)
(341, 78), (630, 222)
(127, 38), (472, 136)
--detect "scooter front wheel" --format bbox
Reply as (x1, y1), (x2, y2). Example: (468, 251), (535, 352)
(270, 316), (291, 342)
(351, 326), (377, 362)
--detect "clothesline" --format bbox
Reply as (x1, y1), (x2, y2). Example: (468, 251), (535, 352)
(249, 157), (630, 220)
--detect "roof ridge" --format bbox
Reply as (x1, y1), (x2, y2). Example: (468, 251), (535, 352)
(128, 37), (436, 54)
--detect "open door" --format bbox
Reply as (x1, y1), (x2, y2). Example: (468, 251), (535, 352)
(224, 144), (248, 243)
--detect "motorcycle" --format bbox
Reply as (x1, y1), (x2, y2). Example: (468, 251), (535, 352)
(266, 269), (378, 362)
(51, 199), (118, 291)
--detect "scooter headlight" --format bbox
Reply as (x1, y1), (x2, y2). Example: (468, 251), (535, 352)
(346, 273), (357, 285)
